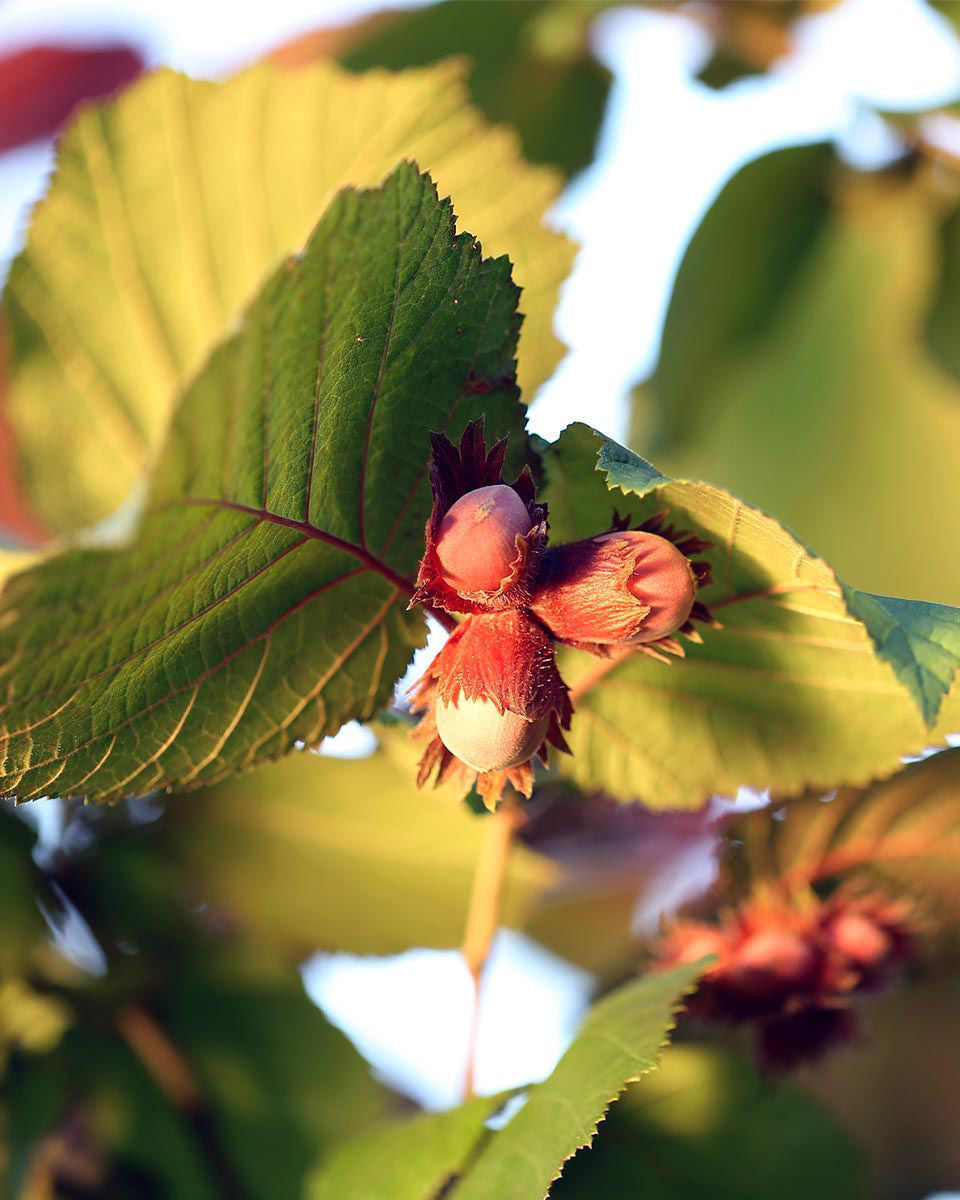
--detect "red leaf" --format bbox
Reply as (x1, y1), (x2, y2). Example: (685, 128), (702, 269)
(0, 43), (144, 152)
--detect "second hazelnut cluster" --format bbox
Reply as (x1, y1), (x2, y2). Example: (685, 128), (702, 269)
(409, 420), (714, 806)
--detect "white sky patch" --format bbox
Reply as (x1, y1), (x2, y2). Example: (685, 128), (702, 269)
(526, 0), (960, 444)
(37, 881), (108, 977)
(316, 720), (379, 759)
(303, 929), (593, 1110)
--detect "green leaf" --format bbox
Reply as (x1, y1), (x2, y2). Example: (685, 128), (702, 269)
(453, 962), (705, 1200)
(641, 143), (832, 451)
(541, 424), (959, 807)
(0, 163), (525, 803)
(165, 954), (388, 1200)
(842, 588), (960, 727)
(550, 1045), (869, 1199)
(307, 962), (703, 1200)
(636, 161), (960, 605)
(924, 202), (960, 380)
(0, 806), (45, 971)
(338, 0), (612, 179)
(161, 725), (559, 958)
(307, 1095), (504, 1200)
(4, 60), (573, 533)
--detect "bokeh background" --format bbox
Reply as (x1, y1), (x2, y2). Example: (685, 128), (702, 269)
(1, 1), (959, 1197)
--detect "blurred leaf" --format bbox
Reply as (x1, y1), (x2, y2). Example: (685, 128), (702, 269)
(0, 324), (48, 544)
(4, 60), (573, 533)
(522, 793), (724, 980)
(3, 1028), (219, 1200)
(453, 962), (705, 1200)
(162, 726), (559, 958)
(0, 42), (143, 152)
(638, 163), (960, 604)
(164, 954), (389, 1200)
(735, 747), (960, 917)
(307, 1095), (503, 1200)
(0, 980), (69, 1072)
(0, 805), (45, 972)
(691, 2), (839, 90)
(333, 0), (611, 179)
(2, 952), (389, 1200)
(924, 199), (960, 380)
(542, 424), (960, 807)
(0, 164), (530, 804)
(643, 143), (833, 450)
(802, 972), (960, 1200)
(550, 1043), (868, 1198)
(927, 0), (960, 33)
(308, 962), (703, 1200)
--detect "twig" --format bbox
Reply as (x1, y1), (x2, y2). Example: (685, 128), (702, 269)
(568, 646), (635, 703)
(117, 1005), (252, 1200)
(461, 800), (525, 1099)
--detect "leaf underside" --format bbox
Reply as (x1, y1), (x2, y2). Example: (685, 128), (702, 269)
(0, 164), (525, 803)
(542, 424), (960, 808)
(4, 61), (573, 533)
(741, 746), (960, 917)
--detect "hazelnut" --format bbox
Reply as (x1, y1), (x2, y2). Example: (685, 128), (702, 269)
(411, 421), (547, 615)
(531, 530), (697, 650)
(725, 929), (818, 998)
(826, 912), (893, 969)
(435, 484), (532, 595)
(435, 696), (550, 772)
(409, 608), (572, 806)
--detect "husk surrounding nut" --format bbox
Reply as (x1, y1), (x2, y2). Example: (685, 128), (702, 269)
(656, 889), (915, 1070)
(409, 608), (572, 808)
(435, 484), (534, 596)
(531, 510), (718, 660)
(410, 419), (547, 615)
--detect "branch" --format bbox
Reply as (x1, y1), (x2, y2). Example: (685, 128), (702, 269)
(116, 1005), (252, 1200)
(461, 799), (526, 1098)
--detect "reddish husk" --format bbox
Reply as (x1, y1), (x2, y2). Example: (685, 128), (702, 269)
(531, 511), (717, 660)
(410, 422), (547, 615)
(657, 890), (915, 1070)
(409, 421), (719, 806)
(409, 609), (572, 808)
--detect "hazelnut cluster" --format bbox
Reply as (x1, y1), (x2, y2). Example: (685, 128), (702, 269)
(657, 890), (915, 1069)
(408, 421), (714, 807)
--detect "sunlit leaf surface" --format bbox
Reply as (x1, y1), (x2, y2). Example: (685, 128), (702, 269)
(4, 60), (572, 531)
(543, 424), (960, 807)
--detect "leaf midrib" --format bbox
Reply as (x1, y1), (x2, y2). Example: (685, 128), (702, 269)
(0, 494), (416, 730)
(166, 496), (416, 593)
(0, 579), (399, 795)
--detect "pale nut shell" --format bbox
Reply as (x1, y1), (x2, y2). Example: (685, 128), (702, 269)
(435, 695), (549, 773)
(435, 484), (531, 595)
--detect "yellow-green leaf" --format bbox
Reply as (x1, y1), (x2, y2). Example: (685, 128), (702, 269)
(542, 424), (959, 808)
(4, 60), (573, 532)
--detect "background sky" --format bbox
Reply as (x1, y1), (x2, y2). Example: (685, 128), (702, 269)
(2, 0), (960, 1137)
